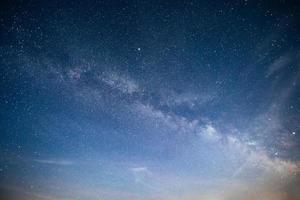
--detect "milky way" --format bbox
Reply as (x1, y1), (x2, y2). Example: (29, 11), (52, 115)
(0, 1), (300, 200)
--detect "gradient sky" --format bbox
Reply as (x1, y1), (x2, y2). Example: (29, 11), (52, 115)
(0, 1), (300, 200)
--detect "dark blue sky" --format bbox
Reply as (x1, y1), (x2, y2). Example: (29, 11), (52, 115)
(0, 1), (300, 199)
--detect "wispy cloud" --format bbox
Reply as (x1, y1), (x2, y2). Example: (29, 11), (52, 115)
(32, 159), (74, 166)
(265, 52), (294, 77)
(130, 167), (149, 172)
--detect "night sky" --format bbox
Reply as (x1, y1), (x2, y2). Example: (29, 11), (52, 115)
(0, 1), (300, 200)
